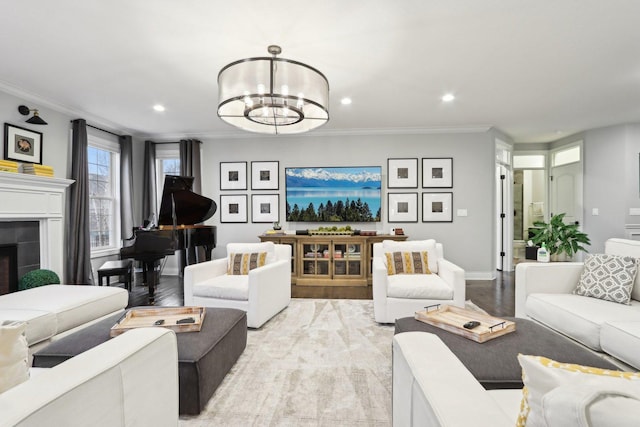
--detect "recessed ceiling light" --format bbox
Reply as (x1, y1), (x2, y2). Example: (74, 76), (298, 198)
(153, 104), (166, 112)
(441, 94), (455, 102)
(340, 97), (352, 105)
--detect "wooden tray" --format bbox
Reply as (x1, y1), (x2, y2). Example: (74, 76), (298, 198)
(414, 304), (515, 343)
(110, 307), (206, 337)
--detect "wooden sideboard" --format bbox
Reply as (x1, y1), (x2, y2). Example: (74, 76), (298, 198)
(259, 233), (407, 298)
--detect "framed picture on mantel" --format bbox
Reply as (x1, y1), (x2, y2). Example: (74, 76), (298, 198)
(4, 123), (43, 165)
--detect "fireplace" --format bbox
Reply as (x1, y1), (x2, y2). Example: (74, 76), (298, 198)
(0, 172), (73, 282)
(0, 244), (18, 295)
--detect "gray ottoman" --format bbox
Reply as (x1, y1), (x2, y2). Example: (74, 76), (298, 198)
(33, 307), (247, 415)
(395, 316), (619, 389)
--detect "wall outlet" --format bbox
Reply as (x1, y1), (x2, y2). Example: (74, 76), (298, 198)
(457, 209), (468, 217)
(630, 208), (640, 216)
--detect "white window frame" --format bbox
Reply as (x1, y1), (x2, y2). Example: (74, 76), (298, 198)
(88, 135), (121, 257)
(155, 144), (181, 203)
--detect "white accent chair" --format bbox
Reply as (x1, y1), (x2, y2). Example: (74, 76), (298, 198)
(184, 242), (291, 328)
(372, 240), (466, 323)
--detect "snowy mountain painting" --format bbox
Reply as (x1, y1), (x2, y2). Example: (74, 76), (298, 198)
(285, 166), (382, 222)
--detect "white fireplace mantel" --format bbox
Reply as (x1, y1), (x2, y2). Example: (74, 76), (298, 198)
(0, 171), (74, 280)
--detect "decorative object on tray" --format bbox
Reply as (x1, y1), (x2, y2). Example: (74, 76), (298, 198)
(414, 304), (515, 343)
(308, 225), (354, 235)
(4, 123), (43, 165)
(110, 307), (206, 337)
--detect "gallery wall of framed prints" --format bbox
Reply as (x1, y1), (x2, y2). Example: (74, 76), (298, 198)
(220, 161), (280, 224)
(386, 157), (455, 223)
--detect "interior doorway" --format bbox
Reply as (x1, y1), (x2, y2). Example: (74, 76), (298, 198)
(513, 169), (546, 264)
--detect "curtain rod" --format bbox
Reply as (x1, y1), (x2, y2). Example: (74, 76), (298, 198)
(69, 120), (121, 137)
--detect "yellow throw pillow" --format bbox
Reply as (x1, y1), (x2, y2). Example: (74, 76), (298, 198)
(384, 251), (431, 275)
(228, 252), (268, 275)
(516, 354), (640, 426)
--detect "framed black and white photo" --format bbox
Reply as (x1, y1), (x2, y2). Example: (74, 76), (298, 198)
(387, 192), (418, 223)
(4, 123), (43, 164)
(251, 161), (279, 190)
(422, 157), (453, 188)
(220, 194), (248, 223)
(220, 161), (247, 190)
(252, 194), (279, 223)
(388, 158), (418, 188)
(422, 192), (453, 222)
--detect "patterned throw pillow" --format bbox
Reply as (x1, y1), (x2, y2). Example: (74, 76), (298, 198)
(228, 252), (268, 275)
(574, 254), (639, 304)
(516, 354), (640, 426)
(384, 251), (431, 275)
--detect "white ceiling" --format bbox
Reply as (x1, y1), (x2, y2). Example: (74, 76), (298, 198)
(1, 1), (639, 143)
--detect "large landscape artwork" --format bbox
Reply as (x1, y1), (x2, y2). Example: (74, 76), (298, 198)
(285, 166), (382, 222)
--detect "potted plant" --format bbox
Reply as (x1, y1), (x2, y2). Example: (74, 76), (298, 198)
(530, 213), (591, 261)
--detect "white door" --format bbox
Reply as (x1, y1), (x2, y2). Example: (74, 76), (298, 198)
(550, 143), (583, 235)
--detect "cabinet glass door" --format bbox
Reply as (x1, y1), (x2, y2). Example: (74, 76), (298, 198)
(333, 241), (362, 277)
(301, 242), (330, 277)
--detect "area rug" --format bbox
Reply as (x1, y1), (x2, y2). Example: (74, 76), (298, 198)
(179, 299), (394, 426)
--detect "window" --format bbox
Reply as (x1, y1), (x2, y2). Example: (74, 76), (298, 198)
(156, 144), (180, 202)
(513, 154), (545, 169)
(552, 144), (581, 167)
(88, 136), (120, 254)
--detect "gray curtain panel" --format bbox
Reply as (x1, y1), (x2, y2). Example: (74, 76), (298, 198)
(142, 140), (157, 225)
(180, 139), (202, 194)
(66, 119), (94, 285)
(119, 135), (134, 239)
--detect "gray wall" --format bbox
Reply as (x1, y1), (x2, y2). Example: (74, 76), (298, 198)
(200, 131), (496, 278)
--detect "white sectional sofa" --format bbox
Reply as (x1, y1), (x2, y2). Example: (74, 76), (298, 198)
(0, 327), (179, 427)
(0, 284), (129, 354)
(515, 238), (640, 369)
(393, 332), (520, 426)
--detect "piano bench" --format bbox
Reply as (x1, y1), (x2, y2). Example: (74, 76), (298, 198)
(98, 260), (134, 291)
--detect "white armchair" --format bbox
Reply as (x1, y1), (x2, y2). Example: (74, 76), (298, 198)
(184, 242), (291, 328)
(372, 240), (466, 323)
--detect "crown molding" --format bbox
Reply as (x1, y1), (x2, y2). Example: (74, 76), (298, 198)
(0, 79), (139, 137)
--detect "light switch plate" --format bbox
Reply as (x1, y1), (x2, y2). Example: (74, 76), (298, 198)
(630, 208), (640, 216)
(457, 209), (468, 217)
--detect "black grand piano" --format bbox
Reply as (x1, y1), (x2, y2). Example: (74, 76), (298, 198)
(121, 175), (217, 303)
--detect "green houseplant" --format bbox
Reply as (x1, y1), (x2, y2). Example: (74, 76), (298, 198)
(530, 213), (591, 260)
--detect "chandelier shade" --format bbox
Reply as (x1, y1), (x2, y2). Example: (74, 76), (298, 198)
(217, 46), (329, 135)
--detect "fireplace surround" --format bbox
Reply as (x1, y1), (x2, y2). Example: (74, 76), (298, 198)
(0, 172), (73, 282)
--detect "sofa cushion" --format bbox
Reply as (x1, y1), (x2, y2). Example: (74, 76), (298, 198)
(542, 385), (640, 427)
(191, 275), (249, 301)
(227, 252), (268, 275)
(0, 321), (29, 393)
(600, 321), (640, 370)
(383, 239), (439, 273)
(525, 293), (640, 351)
(0, 309), (57, 346)
(517, 354), (640, 427)
(227, 242), (276, 266)
(387, 274), (453, 299)
(384, 251), (431, 275)
(574, 254), (638, 304)
(0, 285), (128, 335)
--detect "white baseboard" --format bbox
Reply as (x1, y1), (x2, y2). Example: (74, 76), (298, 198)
(465, 271), (496, 281)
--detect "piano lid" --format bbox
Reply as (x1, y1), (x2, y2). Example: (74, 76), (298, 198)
(158, 175), (217, 226)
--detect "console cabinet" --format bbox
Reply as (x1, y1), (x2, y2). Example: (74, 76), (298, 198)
(259, 234), (407, 287)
